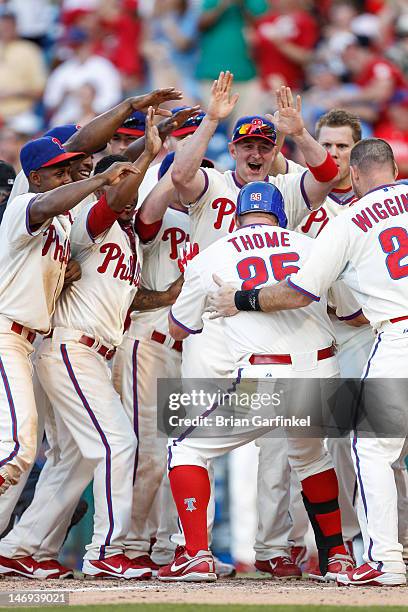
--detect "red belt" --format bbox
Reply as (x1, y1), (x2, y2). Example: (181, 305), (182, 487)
(249, 345), (335, 366)
(151, 330), (182, 353)
(390, 315), (408, 324)
(11, 322), (36, 344)
(45, 330), (115, 361)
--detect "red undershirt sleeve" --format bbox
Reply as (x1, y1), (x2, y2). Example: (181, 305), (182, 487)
(86, 194), (122, 241)
(134, 210), (162, 243)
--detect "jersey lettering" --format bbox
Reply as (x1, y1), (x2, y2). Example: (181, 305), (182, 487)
(212, 198), (236, 233)
(42, 224), (71, 264)
(237, 252), (300, 289)
(97, 242), (140, 286)
(300, 207), (329, 236)
(352, 193), (408, 232)
(162, 227), (188, 260)
(378, 227), (408, 280)
(228, 230), (291, 253)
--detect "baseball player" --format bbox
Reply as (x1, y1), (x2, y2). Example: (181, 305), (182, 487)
(112, 152), (191, 573)
(254, 110), (373, 572)
(159, 181), (356, 582)
(0, 134), (124, 496)
(110, 111), (147, 156)
(0, 123), (95, 553)
(209, 139), (408, 586)
(168, 71), (341, 575)
(25, 108), (164, 580)
(277, 111), (408, 569)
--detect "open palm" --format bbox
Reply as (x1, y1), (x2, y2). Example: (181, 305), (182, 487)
(145, 107), (162, 158)
(274, 86), (304, 137)
(207, 71), (239, 121)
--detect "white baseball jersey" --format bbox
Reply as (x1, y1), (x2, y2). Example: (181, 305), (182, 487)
(289, 183), (408, 328)
(188, 168), (313, 250)
(171, 224), (355, 365)
(137, 163), (160, 208)
(130, 207), (189, 338)
(52, 201), (142, 347)
(296, 188), (357, 238)
(0, 192), (71, 332)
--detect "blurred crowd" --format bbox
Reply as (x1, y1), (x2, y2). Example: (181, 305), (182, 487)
(0, 0), (407, 181)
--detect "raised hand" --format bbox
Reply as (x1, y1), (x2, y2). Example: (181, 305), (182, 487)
(158, 105), (201, 140)
(145, 106), (163, 158)
(207, 71), (239, 121)
(274, 86), (304, 138)
(129, 88), (183, 117)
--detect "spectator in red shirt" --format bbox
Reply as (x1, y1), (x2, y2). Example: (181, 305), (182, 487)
(375, 90), (408, 179)
(334, 34), (407, 123)
(254, 0), (319, 93)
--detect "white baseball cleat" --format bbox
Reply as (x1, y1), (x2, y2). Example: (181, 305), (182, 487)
(82, 553), (152, 579)
(336, 562), (407, 586)
(308, 553), (355, 582)
(157, 547), (217, 582)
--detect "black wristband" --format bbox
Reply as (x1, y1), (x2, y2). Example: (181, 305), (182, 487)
(234, 289), (262, 311)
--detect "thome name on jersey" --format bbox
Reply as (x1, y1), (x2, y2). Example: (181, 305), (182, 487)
(171, 223), (357, 366)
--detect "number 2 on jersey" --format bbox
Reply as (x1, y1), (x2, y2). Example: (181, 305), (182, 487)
(237, 253), (300, 290)
(379, 227), (408, 280)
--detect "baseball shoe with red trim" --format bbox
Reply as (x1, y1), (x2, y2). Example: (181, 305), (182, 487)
(255, 556), (302, 579)
(290, 546), (308, 570)
(337, 562), (407, 586)
(157, 547), (216, 582)
(36, 559), (74, 579)
(308, 553), (355, 582)
(82, 554), (152, 579)
(214, 556), (236, 578)
(127, 554), (162, 577)
(0, 555), (55, 579)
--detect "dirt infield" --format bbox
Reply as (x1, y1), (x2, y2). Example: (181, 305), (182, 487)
(0, 577), (407, 607)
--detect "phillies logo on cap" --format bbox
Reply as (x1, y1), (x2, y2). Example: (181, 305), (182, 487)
(51, 138), (64, 150)
(249, 118), (263, 134)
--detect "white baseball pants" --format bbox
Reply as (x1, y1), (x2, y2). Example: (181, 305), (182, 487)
(35, 332), (136, 560)
(0, 329), (37, 491)
(351, 321), (408, 574)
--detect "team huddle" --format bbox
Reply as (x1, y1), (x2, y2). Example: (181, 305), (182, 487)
(0, 70), (407, 587)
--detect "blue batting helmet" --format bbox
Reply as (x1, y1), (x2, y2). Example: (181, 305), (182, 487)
(236, 182), (287, 228)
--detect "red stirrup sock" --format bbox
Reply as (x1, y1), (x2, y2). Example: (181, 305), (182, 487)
(169, 465), (210, 556)
(301, 468), (347, 573)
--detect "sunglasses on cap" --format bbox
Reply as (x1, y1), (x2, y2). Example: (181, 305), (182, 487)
(237, 121), (276, 139)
